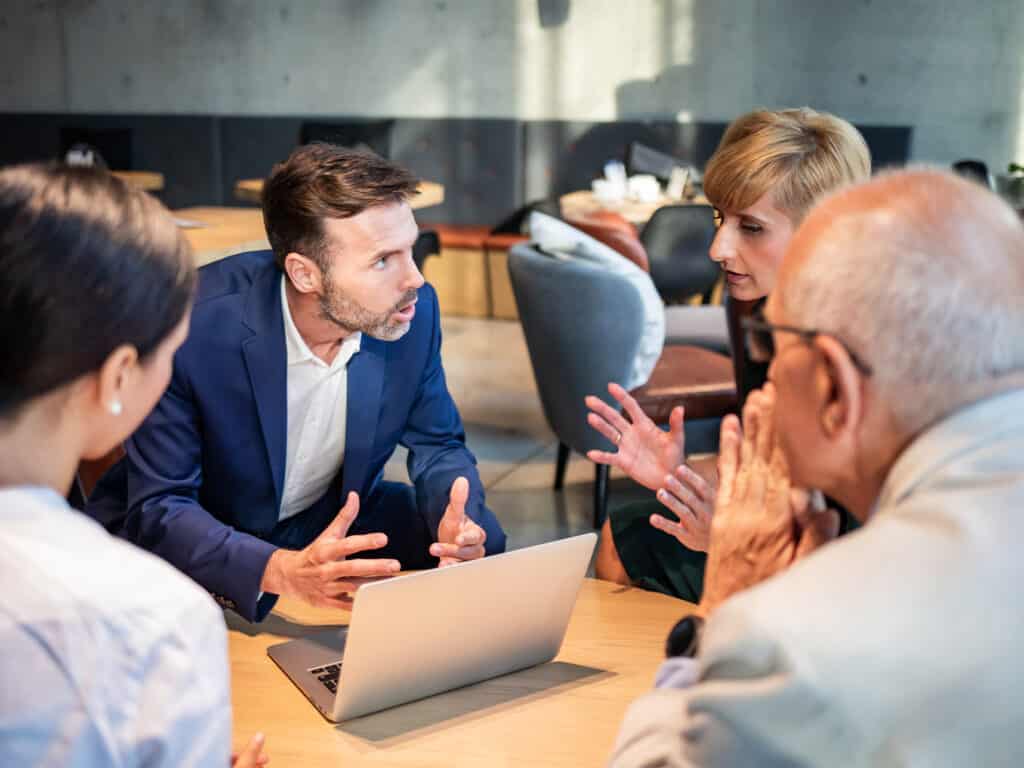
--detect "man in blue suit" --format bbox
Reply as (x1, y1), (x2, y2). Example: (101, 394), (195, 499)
(87, 144), (506, 622)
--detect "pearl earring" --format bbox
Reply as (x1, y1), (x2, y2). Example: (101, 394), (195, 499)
(109, 400), (123, 416)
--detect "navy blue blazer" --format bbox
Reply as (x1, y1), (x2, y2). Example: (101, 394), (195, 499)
(87, 250), (505, 621)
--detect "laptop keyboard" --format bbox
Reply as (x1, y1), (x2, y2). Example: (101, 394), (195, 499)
(308, 662), (342, 694)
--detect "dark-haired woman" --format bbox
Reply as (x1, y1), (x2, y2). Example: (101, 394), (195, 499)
(0, 165), (266, 767)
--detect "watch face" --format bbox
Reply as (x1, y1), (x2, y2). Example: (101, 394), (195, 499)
(666, 614), (703, 658)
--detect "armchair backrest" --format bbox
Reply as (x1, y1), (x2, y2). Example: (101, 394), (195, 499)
(507, 244), (643, 455)
(640, 204), (719, 304)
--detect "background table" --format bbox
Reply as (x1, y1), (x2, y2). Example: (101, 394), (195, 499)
(175, 207), (269, 267)
(226, 578), (692, 767)
(234, 178), (445, 209)
(560, 189), (710, 226)
(112, 170), (164, 191)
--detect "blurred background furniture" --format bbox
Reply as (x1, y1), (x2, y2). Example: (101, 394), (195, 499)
(564, 209), (728, 353)
(559, 189), (709, 226)
(174, 207), (270, 267)
(112, 170), (165, 191)
(491, 197), (562, 235)
(564, 211), (649, 271)
(508, 243), (736, 527)
(640, 204), (720, 305)
(952, 159), (993, 189)
(233, 177), (445, 207)
(625, 141), (679, 181)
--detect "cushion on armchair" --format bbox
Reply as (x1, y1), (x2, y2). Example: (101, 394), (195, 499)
(528, 211), (664, 390)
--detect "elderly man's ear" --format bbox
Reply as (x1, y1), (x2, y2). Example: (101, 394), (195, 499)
(813, 335), (865, 441)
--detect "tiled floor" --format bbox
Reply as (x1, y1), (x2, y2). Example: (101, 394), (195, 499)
(384, 316), (652, 552)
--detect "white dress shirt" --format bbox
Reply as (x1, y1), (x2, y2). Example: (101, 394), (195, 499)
(0, 486), (231, 767)
(279, 277), (362, 521)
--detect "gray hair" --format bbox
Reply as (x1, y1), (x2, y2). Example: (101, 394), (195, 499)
(778, 167), (1024, 433)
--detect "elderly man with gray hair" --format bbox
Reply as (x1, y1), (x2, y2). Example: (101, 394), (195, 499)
(609, 168), (1024, 767)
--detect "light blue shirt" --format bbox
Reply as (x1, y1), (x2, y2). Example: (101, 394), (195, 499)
(0, 486), (231, 767)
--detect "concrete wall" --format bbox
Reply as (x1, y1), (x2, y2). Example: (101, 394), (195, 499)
(2, 0), (1022, 169)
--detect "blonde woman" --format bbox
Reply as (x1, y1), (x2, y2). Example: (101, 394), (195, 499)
(587, 108), (871, 600)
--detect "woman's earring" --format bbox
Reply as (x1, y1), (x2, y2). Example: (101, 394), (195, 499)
(109, 400), (123, 416)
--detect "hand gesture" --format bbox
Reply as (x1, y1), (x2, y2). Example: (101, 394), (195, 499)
(431, 476), (487, 567)
(260, 492), (401, 609)
(698, 384), (840, 616)
(651, 462), (716, 553)
(232, 732), (269, 767)
(585, 382), (686, 491)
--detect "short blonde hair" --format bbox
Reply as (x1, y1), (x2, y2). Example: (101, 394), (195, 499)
(703, 108), (871, 223)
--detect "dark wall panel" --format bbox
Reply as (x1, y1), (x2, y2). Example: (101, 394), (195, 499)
(217, 117), (304, 206)
(523, 120), (912, 202)
(392, 118), (521, 228)
(0, 113), (912, 224)
(216, 116), (522, 227)
(0, 113), (221, 209)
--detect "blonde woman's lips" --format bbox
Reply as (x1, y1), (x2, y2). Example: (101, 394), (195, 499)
(725, 270), (749, 285)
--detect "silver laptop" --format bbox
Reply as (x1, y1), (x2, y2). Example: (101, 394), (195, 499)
(267, 532), (597, 722)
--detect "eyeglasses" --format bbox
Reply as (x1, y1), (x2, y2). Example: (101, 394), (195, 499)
(741, 308), (874, 376)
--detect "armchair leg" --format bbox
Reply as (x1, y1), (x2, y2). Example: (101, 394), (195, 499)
(594, 464), (609, 528)
(554, 442), (570, 490)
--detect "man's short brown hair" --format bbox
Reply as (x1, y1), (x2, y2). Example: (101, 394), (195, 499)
(261, 142), (420, 270)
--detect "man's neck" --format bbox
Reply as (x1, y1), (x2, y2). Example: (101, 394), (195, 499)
(840, 375), (1024, 522)
(830, 420), (914, 525)
(284, 279), (352, 366)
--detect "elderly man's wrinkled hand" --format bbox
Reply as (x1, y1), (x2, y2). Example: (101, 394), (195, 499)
(697, 384), (839, 617)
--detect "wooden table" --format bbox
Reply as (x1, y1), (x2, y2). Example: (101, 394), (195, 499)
(112, 170), (165, 192)
(560, 190), (710, 226)
(175, 207), (269, 267)
(226, 578), (692, 767)
(234, 178), (446, 210)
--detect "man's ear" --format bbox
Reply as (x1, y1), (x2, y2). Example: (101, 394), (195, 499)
(283, 252), (323, 295)
(813, 335), (864, 440)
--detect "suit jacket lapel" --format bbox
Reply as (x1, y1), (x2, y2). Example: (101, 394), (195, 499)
(241, 268), (287, 508)
(342, 337), (387, 498)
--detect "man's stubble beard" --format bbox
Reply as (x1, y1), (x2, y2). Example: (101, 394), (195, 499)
(317, 269), (418, 342)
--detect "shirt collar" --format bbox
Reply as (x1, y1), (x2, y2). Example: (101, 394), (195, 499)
(280, 275), (361, 370)
(0, 485), (75, 521)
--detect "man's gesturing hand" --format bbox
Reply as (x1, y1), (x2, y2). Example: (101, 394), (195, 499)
(260, 492), (400, 609)
(697, 384), (840, 617)
(431, 476), (487, 567)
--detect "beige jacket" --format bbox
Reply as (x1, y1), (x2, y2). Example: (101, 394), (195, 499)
(610, 388), (1024, 767)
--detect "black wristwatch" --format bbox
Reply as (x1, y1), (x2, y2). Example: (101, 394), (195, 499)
(666, 614), (704, 658)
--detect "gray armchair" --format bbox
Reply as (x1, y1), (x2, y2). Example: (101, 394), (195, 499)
(508, 244), (736, 527)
